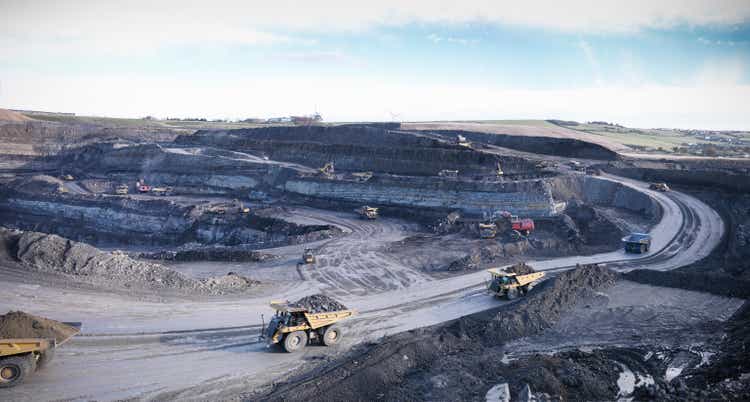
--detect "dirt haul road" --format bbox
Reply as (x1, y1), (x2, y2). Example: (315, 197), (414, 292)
(0, 175), (723, 402)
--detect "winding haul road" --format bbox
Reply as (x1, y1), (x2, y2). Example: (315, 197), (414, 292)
(0, 174), (724, 402)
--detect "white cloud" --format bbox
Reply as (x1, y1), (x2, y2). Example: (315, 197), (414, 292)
(427, 34), (479, 45)
(577, 39), (604, 86)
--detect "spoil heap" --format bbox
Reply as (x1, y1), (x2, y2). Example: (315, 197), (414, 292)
(290, 294), (348, 313)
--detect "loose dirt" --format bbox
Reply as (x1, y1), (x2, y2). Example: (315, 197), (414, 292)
(0, 311), (78, 343)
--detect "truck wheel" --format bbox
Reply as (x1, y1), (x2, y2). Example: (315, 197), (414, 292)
(283, 331), (308, 353)
(36, 347), (56, 370)
(506, 288), (518, 300)
(0, 355), (33, 388)
(321, 326), (343, 346)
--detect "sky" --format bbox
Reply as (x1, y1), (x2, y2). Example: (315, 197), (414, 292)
(1, 0), (750, 130)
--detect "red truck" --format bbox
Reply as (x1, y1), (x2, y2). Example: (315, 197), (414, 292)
(511, 217), (535, 236)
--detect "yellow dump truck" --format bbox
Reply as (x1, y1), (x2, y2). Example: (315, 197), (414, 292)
(262, 302), (356, 352)
(487, 268), (546, 299)
(649, 182), (670, 192)
(302, 248), (316, 264)
(0, 323), (80, 388)
(357, 206), (379, 220)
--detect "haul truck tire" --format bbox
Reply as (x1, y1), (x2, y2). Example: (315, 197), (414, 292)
(321, 325), (342, 346)
(506, 288), (518, 300)
(283, 331), (308, 353)
(0, 355), (34, 388)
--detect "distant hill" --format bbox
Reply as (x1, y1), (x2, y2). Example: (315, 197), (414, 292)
(0, 108), (33, 122)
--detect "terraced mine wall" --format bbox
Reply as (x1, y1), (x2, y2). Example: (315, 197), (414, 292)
(549, 175), (661, 218)
(283, 175), (558, 217)
(54, 142), (298, 194)
(0, 190), (339, 247)
(603, 164), (750, 193)
(175, 125), (540, 176)
(418, 129), (620, 160)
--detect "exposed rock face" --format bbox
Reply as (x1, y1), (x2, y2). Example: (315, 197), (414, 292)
(285, 176), (558, 217)
(0, 182), (341, 247)
(550, 175), (661, 218)
(176, 125), (541, 176)
(422, 129), (620, 160)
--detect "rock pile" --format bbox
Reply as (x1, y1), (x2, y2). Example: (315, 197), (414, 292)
(290, 294), (348, 313)
(4, 229), (260, 295)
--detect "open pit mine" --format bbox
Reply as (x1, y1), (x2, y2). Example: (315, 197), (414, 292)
(1, 116), (749, 401)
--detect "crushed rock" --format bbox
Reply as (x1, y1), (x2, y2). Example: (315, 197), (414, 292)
(7, 229), (259, 295)
(290, 294), (348, 313)
(504, 262), (535, 275)
(0, 311), (79, 343)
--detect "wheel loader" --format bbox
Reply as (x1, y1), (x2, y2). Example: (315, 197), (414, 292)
(0, 323), (80, 388)
(487, 268), (545, 299)
(261, 302), (356, 352)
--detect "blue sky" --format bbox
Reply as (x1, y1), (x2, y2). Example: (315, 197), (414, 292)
(2, 1), (750, 129)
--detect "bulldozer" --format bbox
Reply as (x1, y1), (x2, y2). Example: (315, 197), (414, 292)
(0, 323), (80, 388)
(357, 206), (379, 220)
(115, 184), (129, 195)
(261, 302), (356, 352)
(302, 248), (315, 264)
(487, 268), (545, 299)
(649, 182), (670, 192)
(478, 222), (497, 239)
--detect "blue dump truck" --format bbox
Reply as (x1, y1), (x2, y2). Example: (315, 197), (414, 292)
(623, 233), (652, 253)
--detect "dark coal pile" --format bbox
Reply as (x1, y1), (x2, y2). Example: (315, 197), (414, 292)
(139, 245), (278, 263)
(624, 268), (750, 299)
(290, 294), (348, 313)
(504, 261), (535, 275)
(0, 311), (79, 343)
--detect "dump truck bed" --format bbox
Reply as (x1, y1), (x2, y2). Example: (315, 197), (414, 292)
(0, 339), (52, 357)
(303, 310), (356, 330)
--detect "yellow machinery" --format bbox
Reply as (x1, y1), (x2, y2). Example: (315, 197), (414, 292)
(151, 186), (173, 196)
(319, 162), (335, 178)
(478, 223), (497, 239)
(302, 248), (316, 264)
(262, 302), (356, 352)
(455, 135), (471, 147)
(487, 268), (546, 299)
(649, 182), (670, 192)
(0, 324), (80, 388)
(115, 184), (129, 195)
(357, 206), (379, 220)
